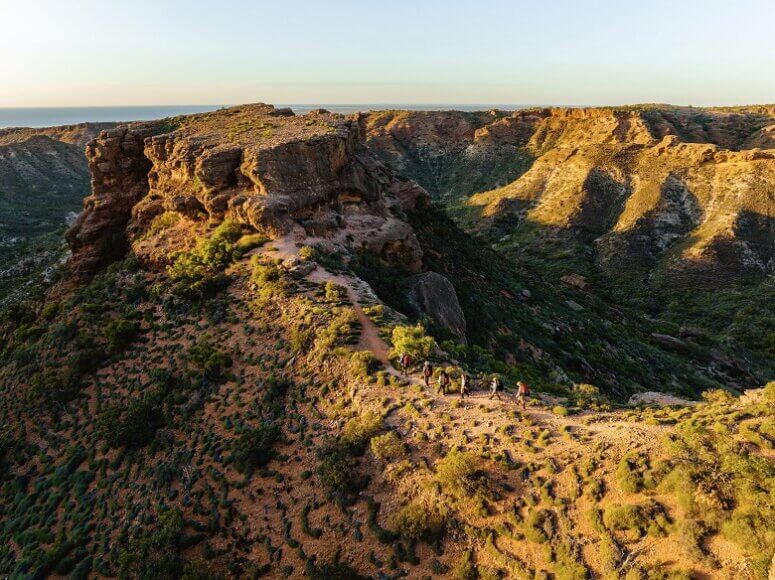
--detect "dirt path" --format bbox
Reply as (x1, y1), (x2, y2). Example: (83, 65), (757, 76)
(265, 236), (402, 376)
(262, 236), (678, 449)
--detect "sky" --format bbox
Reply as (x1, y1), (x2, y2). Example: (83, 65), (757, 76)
(1, 0), (774, 107)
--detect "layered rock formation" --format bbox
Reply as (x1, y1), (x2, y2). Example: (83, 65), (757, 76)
(67, 104), (428, 276)
(364, 106), (775, 286)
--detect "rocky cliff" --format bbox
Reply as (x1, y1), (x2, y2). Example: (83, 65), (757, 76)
(364, 106), (775, 287)
(67, 105), (427, 276)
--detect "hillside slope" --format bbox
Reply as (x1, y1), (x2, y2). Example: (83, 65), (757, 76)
(0, 123), (115, 304)
(0, 104), (772, 578)
(364, 106), (775, 362)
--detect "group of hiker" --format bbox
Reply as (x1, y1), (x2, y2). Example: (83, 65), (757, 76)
(398, 352), (531, 409)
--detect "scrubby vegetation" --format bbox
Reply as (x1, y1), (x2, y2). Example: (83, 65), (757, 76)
(0, 181), (772, 578)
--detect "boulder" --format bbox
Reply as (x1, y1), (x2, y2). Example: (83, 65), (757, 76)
(566, 300), (584, 312)
(560, 273), (589, 291)
(628, 392), (697, 406)
(650, 333), (688, 353)
(407, 272), (466, 341)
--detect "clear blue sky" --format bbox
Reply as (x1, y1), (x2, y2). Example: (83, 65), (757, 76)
(1, 0), (773, 107)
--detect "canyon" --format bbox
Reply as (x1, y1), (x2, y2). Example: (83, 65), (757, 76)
(0, 104), (772, 579)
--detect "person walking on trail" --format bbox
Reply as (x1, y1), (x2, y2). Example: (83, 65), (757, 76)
(422, 360), (433, 387)
(516, 380), (531, 410)
(460, 371), (470, 399)
(399, 352), (413, 376)
(489, 375), (502, 400)
(437, 369), (450, 395)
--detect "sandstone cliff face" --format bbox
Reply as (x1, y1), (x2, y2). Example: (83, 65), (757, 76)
(365, 106), (775, 286)
(67, 105), (427, 276)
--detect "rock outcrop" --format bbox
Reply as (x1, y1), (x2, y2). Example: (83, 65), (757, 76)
(407, 271), (466, 341)
(67, 104), (428, 276)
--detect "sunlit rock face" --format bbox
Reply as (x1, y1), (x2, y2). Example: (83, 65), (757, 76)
(67, 104), (429, 277)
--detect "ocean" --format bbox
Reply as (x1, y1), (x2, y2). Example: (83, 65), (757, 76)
(0, 104), (537, 129)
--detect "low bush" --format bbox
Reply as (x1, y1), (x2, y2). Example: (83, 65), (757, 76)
(392, 499), (446, 542)
(144, 211), (181, 239)
(97, 394), (165, 449)
(701, 389), (736, 404)
(602, 501), (669, 539)
(186, 337), (232, 381)
(390, 324), (436, 359)
(523, 508), (554, 543)
(29, 367), (82, 406)
(435, 449), (489, 498)
(167, 221), (242, 299)
(324, 282), (347, 303)
(317, 442), (364, 505)
(104, 318), (140, 353)
(234, 233), (269, 254)
(117, 508), (185, 578)
(452, 550), (477, 580)
(349, 350), (380, 378)
(339, 411), (382, 454)
(370, 431), (405, 462)
(232, 423), (281, 473)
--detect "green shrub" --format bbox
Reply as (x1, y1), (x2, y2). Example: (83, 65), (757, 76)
(144, 211), (181, 239)
(234, 233), (269, 254)
(167, 221), (242, 299)
(572, 383), (605, 407)
(435, 449), (486, 497)
(349, 350), (380, 378)
(763, 381), (775, 402)
(370, 431), (405, 462)
(104, 318), (140, 353)
(390, 324), (436, 359)
(298, 245), (317, 261)
(616, 451), (659, 493)
(97, 394), (165, 448)
(452, 549), (477, 580)
(305, 560), (369, 580)
(251, 259), (287, 303)
(232, 423), (281, 473)
(599, 534), (623, 574)
(197, 221), (242, 267)
(602, 501), (669, 539)
(523, 508), (554, 543)
(29, 367), (82, 406)
(340, 411), (382, 454)
(117, 508), (185, 578)
(392, 499), (446, 542)
(324, 282), (347, 303)
(701, 389), (736, 404)
(317, 442), (363, 505)
(186, 337), (232, 381)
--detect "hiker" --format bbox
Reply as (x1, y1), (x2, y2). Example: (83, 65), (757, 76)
(399, 352), (413, 376)
(422, 360), (433, 387)
(489, 375), (502, 400)
(460, 371), (470, 399)
(516, 380), (531, 410)
(437, 369), (450, 395)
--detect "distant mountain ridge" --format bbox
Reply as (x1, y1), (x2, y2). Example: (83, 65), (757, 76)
(0, 122), (116, 303)
(364, 106), (775, 286)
